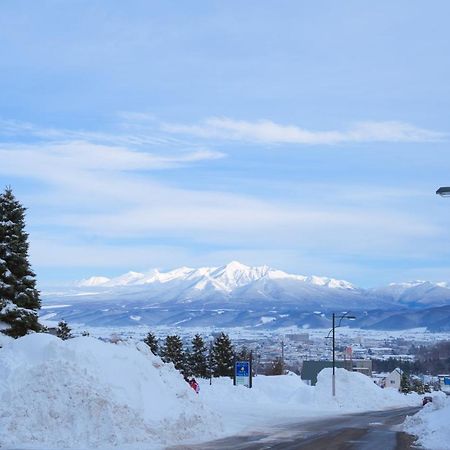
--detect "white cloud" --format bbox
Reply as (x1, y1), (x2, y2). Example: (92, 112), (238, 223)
(0, 118), (182, 147)
(1, 136), (437, 256)
(0, 140), (224, 175)
(1, 118), (447, 282)
(162, 117), (446, 144)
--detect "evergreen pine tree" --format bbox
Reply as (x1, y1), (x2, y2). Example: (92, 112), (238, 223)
(212, 332), (234, 377)
(237, 346), (251, 361)
(56, 320), (72, 340)
(183, 346), (192, 377)
(143, 331), (159, 355)
(161, 335), (185, 372)
(267, 357), (283, 375)
(0, 187), (41, 337)
(400, 372), (411, 393)
(190, 334), (208, 378)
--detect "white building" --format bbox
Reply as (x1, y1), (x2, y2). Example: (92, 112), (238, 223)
(384, 368), (403, 390)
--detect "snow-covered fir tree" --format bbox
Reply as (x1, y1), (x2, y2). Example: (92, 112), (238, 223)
(189, 334), (208, 378)
(400, 372), (411, 393)
(237, 346), (251, 361)
(212, 332), (234, 377)
(56, 320), (72, 340)
(0, 187), (41, 338)
(161, 335), (185, 372)
(144, 331), (159, 355)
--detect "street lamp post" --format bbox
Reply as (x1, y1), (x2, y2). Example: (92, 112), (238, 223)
(327, 312), (356, 397)
(332, 313), (336, 397)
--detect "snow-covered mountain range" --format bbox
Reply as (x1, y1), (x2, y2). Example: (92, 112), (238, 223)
(79, 260), (356, 292)
(41, 261), (450, 330)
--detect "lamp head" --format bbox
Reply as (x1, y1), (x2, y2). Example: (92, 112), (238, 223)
(436, 187), (450, 197)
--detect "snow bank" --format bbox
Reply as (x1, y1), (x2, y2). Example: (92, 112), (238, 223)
(198, 372), (315, 434)
(198, 368), (420, 437)
(0, 332), (13, 347)
(0, 335), (421, 449)
(403, 392), (450, 449)
(313, 368), (420, 411)
(0, 334), (219, 449)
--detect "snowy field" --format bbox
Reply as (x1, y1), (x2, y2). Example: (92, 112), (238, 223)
(52, 322), (450, 346)
(0, 333), (422, 450)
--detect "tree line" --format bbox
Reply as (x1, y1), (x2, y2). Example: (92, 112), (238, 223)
(372, 341), (450, 376)
(143, 331), (253, 378)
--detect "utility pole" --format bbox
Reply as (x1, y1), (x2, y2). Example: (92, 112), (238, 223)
(209, 340), (213, 385)
(332, 313), (336, 397)
(281, 340), (285, 374)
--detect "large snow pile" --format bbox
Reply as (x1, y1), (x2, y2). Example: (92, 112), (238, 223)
(403, 392), (450, 449)
(313, 368), (420, 411)
(198, 372), (315, 432)
(0, 334), (421, 449)
(0, 333), (219, 449)
(199, 368), (420, 435)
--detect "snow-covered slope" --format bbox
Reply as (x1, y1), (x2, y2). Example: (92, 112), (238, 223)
(371, 281), (450, 307)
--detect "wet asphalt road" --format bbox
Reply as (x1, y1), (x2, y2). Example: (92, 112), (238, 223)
(171, 406), (421, 450)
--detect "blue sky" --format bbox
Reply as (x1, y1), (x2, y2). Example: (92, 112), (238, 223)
(1, 1), (450, 287)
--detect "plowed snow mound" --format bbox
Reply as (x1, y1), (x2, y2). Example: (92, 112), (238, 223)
(314, 368), (420, 411)
(403, 393), (450, 450)
(0, 334), (219, 449)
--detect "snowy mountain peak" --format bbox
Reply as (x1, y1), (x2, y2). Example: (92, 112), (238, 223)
(78, 276), (110, 287)
(305, 276), (356, 290)
(224, 260), (249, 271)
(76, 262), (356, 294)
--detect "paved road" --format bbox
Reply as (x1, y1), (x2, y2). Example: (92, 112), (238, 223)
(171, 407), (421, 450)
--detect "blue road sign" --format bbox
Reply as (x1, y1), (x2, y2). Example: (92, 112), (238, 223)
(236, 361), (249, 377)
(235, 360), (251, 387)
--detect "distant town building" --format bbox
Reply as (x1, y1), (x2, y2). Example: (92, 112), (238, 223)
(383, 368), (403, 390)
(285, 333), (310, 343)
(301, 359), (372, 386)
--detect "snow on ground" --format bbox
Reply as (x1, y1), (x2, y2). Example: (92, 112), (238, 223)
(198, 368), (420, 437)
(403, 392), (450, 449)
(0, 332), (13, 347)
(0, 334), (219, 449)
(0, 334), (421, 449)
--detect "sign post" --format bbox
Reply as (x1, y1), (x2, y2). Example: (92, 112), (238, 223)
(234, 354), (253, 388)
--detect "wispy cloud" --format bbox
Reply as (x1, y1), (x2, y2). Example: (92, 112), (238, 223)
(0, 141), (224, 176)
(1, 117), (446, 284)
(162, 117), (446, 145)
(0, 118), (182, 147)
(0, 128), (437, 253)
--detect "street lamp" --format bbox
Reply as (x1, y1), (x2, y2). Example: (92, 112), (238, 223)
(326, 312), (356, 397)
(436, 187), (450, 197)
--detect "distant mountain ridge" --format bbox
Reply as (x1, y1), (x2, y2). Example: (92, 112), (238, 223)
(41, 261), (450, 331)
(78, 261), (357, 291)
